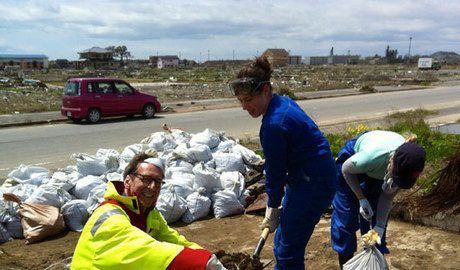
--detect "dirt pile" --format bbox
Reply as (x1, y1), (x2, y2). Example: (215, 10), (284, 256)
(215, 250), (265, 270)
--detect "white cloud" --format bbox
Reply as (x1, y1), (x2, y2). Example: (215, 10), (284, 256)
(0, 0), (458, 60)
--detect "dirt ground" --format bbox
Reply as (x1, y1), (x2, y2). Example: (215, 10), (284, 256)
(0, 212), (459, 270)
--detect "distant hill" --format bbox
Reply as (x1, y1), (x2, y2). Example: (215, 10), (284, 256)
(430, 51), (460, 64)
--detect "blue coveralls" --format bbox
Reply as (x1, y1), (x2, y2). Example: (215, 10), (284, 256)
(331, 132), (389, 257)
(260, 94), (336, 269)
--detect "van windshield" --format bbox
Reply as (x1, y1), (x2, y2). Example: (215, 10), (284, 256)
(64, 82), (80, 96)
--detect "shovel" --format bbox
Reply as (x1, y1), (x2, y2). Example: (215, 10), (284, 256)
(253, 227), (273, 268)
(253, 227), (270, 257)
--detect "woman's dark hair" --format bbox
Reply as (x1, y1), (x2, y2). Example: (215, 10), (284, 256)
(237, 55), (273, 81)
(123, 153), (151, 179)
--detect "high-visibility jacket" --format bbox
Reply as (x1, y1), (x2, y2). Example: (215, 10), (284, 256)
(71, 181), (202, 270)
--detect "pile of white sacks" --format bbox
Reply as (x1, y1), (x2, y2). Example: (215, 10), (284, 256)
(0, 128), (262, 244)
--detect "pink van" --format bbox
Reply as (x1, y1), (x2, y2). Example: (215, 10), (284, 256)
(61, 77), (161, 123)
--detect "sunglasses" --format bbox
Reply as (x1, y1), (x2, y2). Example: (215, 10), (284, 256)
(229, 77), (270, 96)
(131, 172), (165, 187)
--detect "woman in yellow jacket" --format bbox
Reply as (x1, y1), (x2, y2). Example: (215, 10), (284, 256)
(71, 153), (225, 270)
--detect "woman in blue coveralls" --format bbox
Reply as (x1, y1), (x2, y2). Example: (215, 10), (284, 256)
(230, 55), (336, 269)
(331, 130), (426, 269)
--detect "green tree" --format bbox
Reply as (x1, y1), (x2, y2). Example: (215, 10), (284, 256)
(106, 45), (132, 66)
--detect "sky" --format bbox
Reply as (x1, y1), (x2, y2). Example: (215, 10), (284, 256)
(0, 0), (459, 61)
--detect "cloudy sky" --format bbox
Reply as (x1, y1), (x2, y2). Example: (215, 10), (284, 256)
(1, 0), (458, 61)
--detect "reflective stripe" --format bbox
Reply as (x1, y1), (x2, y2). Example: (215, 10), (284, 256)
(91, 208), (124, 237)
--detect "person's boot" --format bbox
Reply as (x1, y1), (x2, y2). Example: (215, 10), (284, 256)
(338, 253), (354, 269)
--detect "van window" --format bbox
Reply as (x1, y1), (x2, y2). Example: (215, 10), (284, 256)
(64, 82), (80, 96)
(94, 82), (114, 94)
(115, 82), (133, 94)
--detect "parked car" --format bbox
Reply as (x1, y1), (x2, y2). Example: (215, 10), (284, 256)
(61, 77), (161, 123)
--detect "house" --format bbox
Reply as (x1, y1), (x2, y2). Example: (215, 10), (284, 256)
(0, 54), (49, 70)
(157, 55), (180, 69)
(77, 47), (118, 69)
(262, 48), (290, 67)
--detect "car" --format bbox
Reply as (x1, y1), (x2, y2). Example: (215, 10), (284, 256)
(61, 77), (162, 123)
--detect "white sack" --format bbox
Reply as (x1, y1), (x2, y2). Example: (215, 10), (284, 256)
(144, 132), (178, 152)
(213, 139), (236, 153)
(119, 143), (150, 171)
(48, 171), (81, 191)
(189, 128), (222, 149)
(61, 200), (89, 232)
(212, 189), (244, 218)
(156, 186), (188, 224)
(192, 162), (220, 195)
(71, 175), (104, 200)
(219, 171), (245, 198)
(161, 181), (194, 199)
(0, 183), (37, 202)
(25, 184), (73, 208)
(182, 187), (211, 224)
(85, 183), (107, 214)
(71, 153), (108, 176)
(7, 164), (50, 186)
(231, 144), (262, 164)
(213, 152), (246, 174)
(165, 160), (194, 178)
(344, 246), (389, 270)
(96, 148), (120, 171)
(173, 144), (212, 163)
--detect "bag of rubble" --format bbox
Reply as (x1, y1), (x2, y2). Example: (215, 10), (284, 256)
(61, 199), (89, 232)
(5, 164), (50, 186)
(172, 143), (213, 164)
(189, 128), (223, 149)
(161, 172), (195, 199)
(3, 193), (66, 244)
(192, 162), (221, 196)
(212, 152), (246, 174)
(181, 187), (212, 224)
(156, 185), (188, 224)
(118, 144), (150, 171)
(70, 175), (105, 201)
(212, 189), (244, 218)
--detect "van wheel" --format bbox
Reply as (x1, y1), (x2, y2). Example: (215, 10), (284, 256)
(87, 108), (101, 123)
(142, 104), (156, 119)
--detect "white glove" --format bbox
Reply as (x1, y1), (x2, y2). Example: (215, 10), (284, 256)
(359, 198), (374, 221)
(206, 254), (227, 270)
(260, 206), (282, 233)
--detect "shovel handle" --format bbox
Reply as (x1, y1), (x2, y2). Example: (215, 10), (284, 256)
(253, 227), (270, 257)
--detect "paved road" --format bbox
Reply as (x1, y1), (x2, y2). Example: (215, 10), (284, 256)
(1, 86), (459, 179)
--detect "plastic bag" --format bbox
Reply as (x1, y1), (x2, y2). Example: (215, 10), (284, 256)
(343, 246), (389, 270)
(3, 193), (66, 244)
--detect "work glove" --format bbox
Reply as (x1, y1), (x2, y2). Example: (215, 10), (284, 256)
(359, 198), (374, 221)
(206, 254), (227, 270)
(260, 206), (282, 233)
(361, 228), (381, 248)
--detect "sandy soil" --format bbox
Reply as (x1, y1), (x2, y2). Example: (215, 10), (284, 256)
(0, 213), (459, 270)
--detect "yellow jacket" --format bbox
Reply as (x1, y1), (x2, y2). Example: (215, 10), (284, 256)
(71, 181), (201, 270)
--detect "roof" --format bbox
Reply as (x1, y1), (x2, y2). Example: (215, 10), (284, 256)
(78, 47), (112, 54)
(0, 54), (48, 60)
(158, 55), (180, 60)
(263, 48), (289, 57)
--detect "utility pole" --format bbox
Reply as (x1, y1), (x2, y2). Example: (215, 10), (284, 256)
(232, 49), (235, 61)
(408, 36), (412, 64)
(207, 49), (210, 61)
